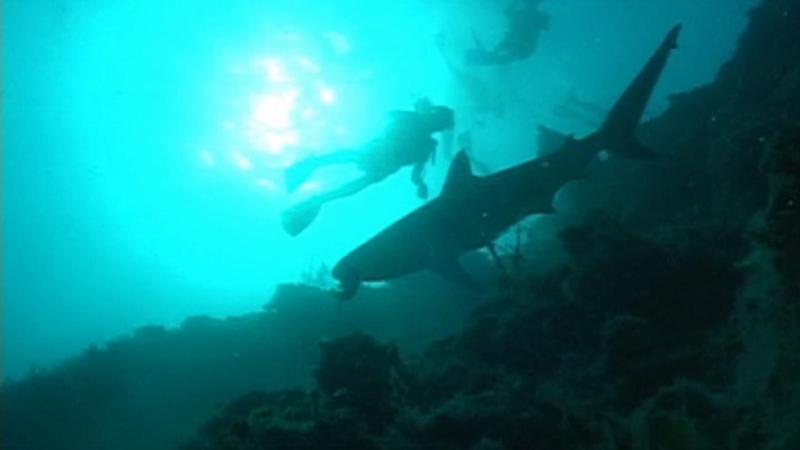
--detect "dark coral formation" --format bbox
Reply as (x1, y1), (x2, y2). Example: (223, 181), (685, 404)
(0, 280), (483, 450)
(183, 334), (411, 450)
(315, 333), (411, 431)
(185, 389), (381, 450)
(185, 219), (752, 449)
(182, 1), (800, 449)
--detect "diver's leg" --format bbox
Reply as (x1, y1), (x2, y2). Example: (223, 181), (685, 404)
(314, 173), (381, 204)
(284, 150), (361, 192)
(281, 173), (382, 236)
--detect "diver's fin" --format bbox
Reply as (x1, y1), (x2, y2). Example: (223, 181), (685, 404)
(590, 24), (680, 158)
(441, 150), (476, 196)
(281, 200), (322, 236)
(429, 258), (483, 292)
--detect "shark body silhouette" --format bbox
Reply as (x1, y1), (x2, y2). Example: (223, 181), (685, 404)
(333, 25), (681, 298)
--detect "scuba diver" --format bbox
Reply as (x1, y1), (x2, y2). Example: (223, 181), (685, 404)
(281, 99), (455, 236)
(466, 0), (550, 66)
(435, 33), (505, 120)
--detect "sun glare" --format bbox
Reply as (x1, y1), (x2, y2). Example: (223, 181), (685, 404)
(252, 89), (298, 130)
(295, 56), (321, 73)
(319, 87), (336, 104)
(255, 58), (291, 83)
(323, 31), (352, 54)
(199, 150), (215, 167)
(205, 33), (354, 187)
(255, 178), (278, 192)
(231, 150), (253, 171)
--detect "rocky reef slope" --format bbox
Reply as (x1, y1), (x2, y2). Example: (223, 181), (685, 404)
(182, 1), (800, 449)
(0, 277), (485, 450)
(2, 1), (798, 449)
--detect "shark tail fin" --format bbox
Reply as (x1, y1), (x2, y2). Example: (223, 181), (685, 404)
(282, 200), (322, 236)
(592, 24), (681, 159)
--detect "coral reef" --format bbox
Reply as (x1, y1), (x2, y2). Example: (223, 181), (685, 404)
(182, 334), (411, 450)
(184, 218), (752, 449)
(182, 1), (800, 449)
(1, 279), (484, 450)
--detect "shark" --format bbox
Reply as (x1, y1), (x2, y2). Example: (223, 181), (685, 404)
(332, 25), (681, 299)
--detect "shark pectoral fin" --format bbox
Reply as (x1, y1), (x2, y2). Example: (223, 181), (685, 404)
(430, 258), (483, 292)
(281, 200), (322, 236)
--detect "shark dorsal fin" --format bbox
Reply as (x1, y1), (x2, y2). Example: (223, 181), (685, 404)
(442, 150), (476, 196)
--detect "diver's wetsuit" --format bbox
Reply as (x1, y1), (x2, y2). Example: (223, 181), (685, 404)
(281, 104), (454, 236)
(466, 0), (550, 66)
(358, 111), (441, 190)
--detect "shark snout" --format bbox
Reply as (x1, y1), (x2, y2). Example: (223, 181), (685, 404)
(331, 260), (353, 281)
(331, 262), (361, 300)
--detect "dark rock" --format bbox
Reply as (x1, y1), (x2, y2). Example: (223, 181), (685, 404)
(315, 333), (409, 430)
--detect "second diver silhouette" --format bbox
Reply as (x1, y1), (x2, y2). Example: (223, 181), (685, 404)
(466, 0), (550, 66)
(281, 99), (455, 236)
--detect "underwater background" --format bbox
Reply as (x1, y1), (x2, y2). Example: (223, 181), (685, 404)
(3, 0), (799, 449)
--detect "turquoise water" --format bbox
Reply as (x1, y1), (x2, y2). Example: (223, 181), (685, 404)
(3, 0), (756, 379)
